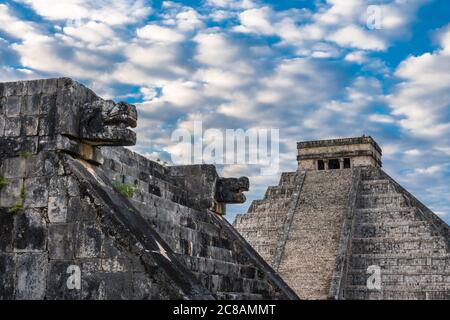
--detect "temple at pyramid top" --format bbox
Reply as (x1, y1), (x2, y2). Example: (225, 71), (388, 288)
(297, 136), (382, 171)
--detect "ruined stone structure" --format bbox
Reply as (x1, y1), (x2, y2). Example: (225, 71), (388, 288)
(0, 78), (297, 300)
(234, 137), (450, 300)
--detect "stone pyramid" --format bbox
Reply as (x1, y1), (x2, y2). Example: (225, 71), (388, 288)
(234, 136), (450, 300)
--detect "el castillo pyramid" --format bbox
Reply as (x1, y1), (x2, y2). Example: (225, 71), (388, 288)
(234, 136), (450, 300)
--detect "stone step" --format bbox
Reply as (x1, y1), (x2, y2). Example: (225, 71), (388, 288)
(302, 170), (352, 184)
(249, 245), (276, 262)
(354, 221), (435, 238)
(345, 283), (450, 291)
(351, 237), (447, 255)
(264, 185), (296, 200)
(240, 229), (284, 241)
(131, 187), (208, 221)
(194, 272), (272, 297)
(344, 286), (450, 300)
(248, 199), (292, 213)
(280, 172), (297, 187)
(349, 253), (449, 269)
(356, 193), (408, 209)
(102, 156), (190, 206)
(346, 270), (450, 286)
(355, 208), (420, 223)
(359, 179), (397, 194)
(215, 292), (265, 300)
(234, 212), (286, 227)
(348, 264), (450, 275)
(360, 169), (386, 181)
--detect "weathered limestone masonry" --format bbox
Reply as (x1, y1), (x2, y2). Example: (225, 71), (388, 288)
(234, 136), (450, 300)
(0, 78), (297, 300)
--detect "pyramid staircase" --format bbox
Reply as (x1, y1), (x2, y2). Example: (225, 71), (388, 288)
(342, 167), (450, 300)
(234, 172), (300, 264)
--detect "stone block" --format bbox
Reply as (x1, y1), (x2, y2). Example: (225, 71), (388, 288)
(0, 116), (4, 136)
(13, 208), (47, 252)
(25, 80), (43, 96)
(77, 196), (97, 222)
(22, 94), (41, 115)
(48, 196), (68, 223)
(4, 117), (21, 137)
(100, 272), (133, 299)
(48, 223), (75, 259)
(66, 175), (80, 197)
(1, 157), (27, 178)
(0, 86), (4, 99)
(5, 96), (21, 116)
(15, 253), (48, 299)
(67, 197), (83, 221)
(0, 178), (23, 208)
(75, 222), (103, 259)
(80, 273), (105, 300)
(42, 79), (58, 95)
(100, 257), (132, 272)
(21, 116), (39, 136)
(24, 176), (49, 207)
(38, 113), (55, 136)
(0, 209), (14, 251)
(49, 176), (67, 197)
(132, 272), (158, 299)
(24, 152), (58, 177)
(39, 94), (56, 114)
(46, 260), (81, 300)
(4, 82), (25, 96)
(0, 254), (15, 299)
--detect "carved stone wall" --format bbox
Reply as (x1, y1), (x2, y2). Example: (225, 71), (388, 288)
(0, 78), (297, 300)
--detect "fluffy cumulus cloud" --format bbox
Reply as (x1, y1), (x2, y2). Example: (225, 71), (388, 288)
(0, 0), (449, 222)
(389, 25), (450, 139)
(13, 0), (152, 25)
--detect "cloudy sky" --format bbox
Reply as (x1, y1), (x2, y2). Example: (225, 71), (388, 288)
(1, 0), (449, 223)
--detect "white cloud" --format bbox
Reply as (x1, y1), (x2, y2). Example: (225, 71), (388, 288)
(369, 114), (395, 124)
(404, 149), (421, 156)
(137, 24), (185, 43)
(414, 165), (444, 175)
(194, 32), (241, 66)
(11, 33), (105, 79)
(14, 0), (151, 25)
(234, 7), (276, 35)
(195, 68), (248, 89)
(389, 24), (450, 138)
(63, 21), (116, 46)
(328, 25), (386, 51)
(344, 51), (367, 63)
(0, 4), (43, 40)
(205, 0), (256, 10)
(0, 65), (39, 82)
(159, 81), (203, 107)
(140, 87), (159, 102)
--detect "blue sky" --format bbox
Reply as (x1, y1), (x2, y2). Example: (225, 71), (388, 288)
(1, 0), (449, 223)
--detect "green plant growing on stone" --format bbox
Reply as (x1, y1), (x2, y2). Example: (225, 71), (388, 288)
(18, 151), (33, 159)
(113, 181), (136, 198)
(0, 174), (9, 190)
(9, 186), (26, 215)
